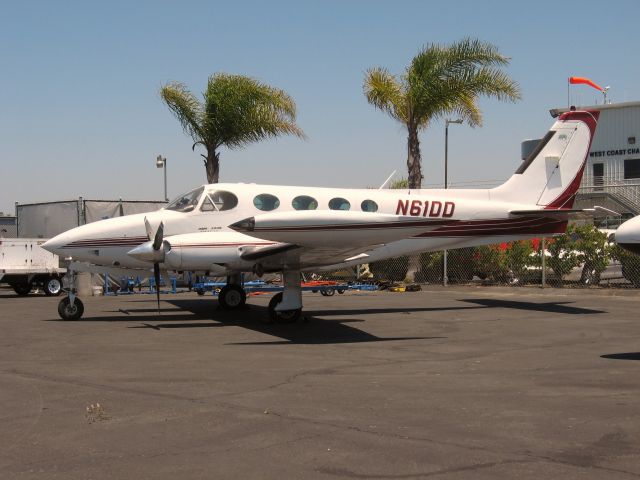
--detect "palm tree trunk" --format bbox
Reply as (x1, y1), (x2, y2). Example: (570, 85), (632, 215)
(407, 124), (422, 189)
(406, 124), (424, 283)
(205, 150), (220, 184)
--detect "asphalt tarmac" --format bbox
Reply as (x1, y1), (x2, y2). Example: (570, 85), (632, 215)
(1, 286), (639, 479)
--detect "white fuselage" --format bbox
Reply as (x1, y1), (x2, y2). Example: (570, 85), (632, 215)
(42, 183), (564, 273)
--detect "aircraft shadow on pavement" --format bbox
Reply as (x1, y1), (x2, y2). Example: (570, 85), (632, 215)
(47, 298), (444, 345)
(461, 298), (605, 315)
(601, 352), (640, 361)
(305, 305), (485, 316)
(163, 299), (443, 345)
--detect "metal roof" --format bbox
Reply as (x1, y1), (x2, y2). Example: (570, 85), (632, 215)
(550, 101), (640, 117)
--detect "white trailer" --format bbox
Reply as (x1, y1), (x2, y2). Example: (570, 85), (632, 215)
(0, 238), (66, 295)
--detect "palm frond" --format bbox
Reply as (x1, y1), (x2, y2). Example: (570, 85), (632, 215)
(201, 73), (305, 150)
(407, 39), (520, 126)
(159, 82), (204, 141)
(363, 68), (407, 123)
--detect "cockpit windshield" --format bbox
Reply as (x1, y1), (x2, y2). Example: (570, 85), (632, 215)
(165, 187), (204, 213)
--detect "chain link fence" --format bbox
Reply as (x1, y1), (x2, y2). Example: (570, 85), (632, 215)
(315, 224), (640, 289)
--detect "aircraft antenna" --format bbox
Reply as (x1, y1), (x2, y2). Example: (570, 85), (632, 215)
(379, 170), (397, 190)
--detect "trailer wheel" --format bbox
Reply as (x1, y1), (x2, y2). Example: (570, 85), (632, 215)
(58, 297), (84, 320)
(44, 276), (63, 296)
(13, 283), (32, 296)
(320, 287), (335, 297)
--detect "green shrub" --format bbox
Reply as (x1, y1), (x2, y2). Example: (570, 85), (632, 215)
(473, 245), (509, 282)
(572, 224), (611, 285)
(612, 244), (640, 287)
(370, 256), (409, 282)
(547, 225), (580, 281)
(446, 248), (476, 283)
(416, 251), (443, 283)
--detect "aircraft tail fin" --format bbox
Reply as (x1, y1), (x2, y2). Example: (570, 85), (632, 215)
(491, 110), (599, 208)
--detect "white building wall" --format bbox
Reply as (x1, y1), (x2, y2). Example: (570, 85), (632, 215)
(582, 103), (640, 186)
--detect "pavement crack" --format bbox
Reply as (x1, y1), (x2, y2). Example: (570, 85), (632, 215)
(3, 369), (204, 404)
(316, 459), (533, 478)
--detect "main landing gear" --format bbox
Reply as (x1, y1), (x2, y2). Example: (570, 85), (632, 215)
(57, 268), (85, 320)
(268, 269), (303, 324)
(268, 292), (301, 323)
(217, 274), (247, 310)
(217, 271), (303, 323)
(218, 283), (247, 309)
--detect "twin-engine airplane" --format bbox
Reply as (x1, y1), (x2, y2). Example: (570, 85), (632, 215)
(615, 215), (640, 254)
(43, 110), (599, 322)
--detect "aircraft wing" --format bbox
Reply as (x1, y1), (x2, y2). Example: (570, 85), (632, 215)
(240, 243), (300, 261)
(228, 210), (453, 270)
(230, 210), (454, 248)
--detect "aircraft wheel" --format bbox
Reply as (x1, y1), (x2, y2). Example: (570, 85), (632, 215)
(268, 292), (301, 324)
(218, 284), (246, 309)
(13, 283), (32, 296)
(58, 297), (84, 320)
(44, 276), (63, 296)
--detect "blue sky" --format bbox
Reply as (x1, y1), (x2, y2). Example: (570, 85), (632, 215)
(1, 0), (639, 214)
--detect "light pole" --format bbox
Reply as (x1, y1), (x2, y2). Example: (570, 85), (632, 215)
(443, 119), (462, 286)
(156, 155), (168, 201)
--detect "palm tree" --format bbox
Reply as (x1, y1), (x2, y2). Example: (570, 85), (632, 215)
(364, 38), (521, 189)
(160, 73), (305, 184)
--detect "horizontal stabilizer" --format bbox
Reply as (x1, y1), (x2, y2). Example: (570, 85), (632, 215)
(510, 208), (589, 216)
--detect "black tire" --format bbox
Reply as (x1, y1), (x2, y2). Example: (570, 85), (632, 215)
(268, 292), (301, 324)
(57, 297), (84, 320)
(337, 289), (345, 294)
(43, 276), (63, 296)
(218, 284), (247, 309)
(13, 283), (32, 296)
(323, 287), (335, 296)
(196, 289), (205, 296)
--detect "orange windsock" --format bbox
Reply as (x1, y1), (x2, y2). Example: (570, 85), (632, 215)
(568, 76), (603, 92)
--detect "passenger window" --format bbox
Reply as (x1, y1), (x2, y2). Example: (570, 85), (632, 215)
(329, 197), (350, 211)
(292, 195), (318, 210)
(200, 191), (238, 212)
(361, 200), (378, 212)
(254, 194), (280, 211)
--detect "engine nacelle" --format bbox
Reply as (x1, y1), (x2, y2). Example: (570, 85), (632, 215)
(163, 240), (242, 271)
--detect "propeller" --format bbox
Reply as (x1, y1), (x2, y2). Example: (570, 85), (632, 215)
(144, 217), (164, 314)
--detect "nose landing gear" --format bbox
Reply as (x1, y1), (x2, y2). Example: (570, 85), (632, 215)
(58, 296), (85, 320)
(57, 267), (85, 320)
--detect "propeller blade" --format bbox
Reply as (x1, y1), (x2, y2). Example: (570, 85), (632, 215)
(153, 222), (164, 251)
(153, 262), (161, 315)
(144, 217), (154, 241)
